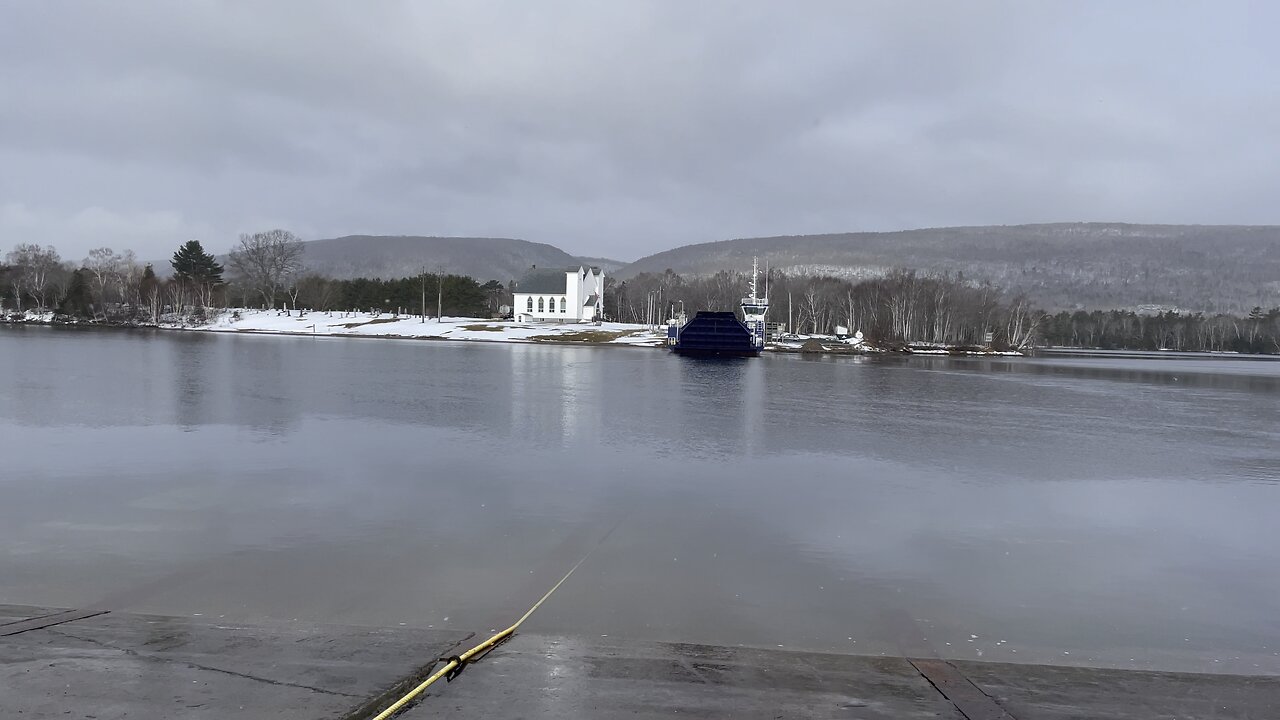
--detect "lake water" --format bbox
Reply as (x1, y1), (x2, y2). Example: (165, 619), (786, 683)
(3, 326), (1279, 675)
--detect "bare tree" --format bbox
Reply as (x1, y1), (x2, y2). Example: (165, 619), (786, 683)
(195, 278), (219, 313)
(5, 244), (62, 310)
(165, 281), (186, 323)
(139, 265), (162, 323)
(286, 279), (303, 316)
(112, 250), (140, 316)
(4, 254), (26, 312)
(1003, 295), (1043, 350)
(803, 284), (822, 334)
(227, 229), (304, 309)
(85, 248), (122, 307)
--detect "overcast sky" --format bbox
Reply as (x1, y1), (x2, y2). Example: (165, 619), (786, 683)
(2, 1), (1276, 262)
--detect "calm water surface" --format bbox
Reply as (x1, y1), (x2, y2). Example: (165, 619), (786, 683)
(3, 326), (1279, 675)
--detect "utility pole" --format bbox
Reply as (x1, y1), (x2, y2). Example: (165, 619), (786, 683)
(420, 266), (426, 323)
(436, 269), (443, 322)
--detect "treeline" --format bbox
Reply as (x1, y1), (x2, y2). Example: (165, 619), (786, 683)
(1041, 308), (1280, 354)
(0, 243), (162, 320)
(286, 275), (504, 318)
(0, 233), (507, 322)
(610, 269), (1043, 348)
(610, 268), (1280, 352)
(7, 236), (1276, 353)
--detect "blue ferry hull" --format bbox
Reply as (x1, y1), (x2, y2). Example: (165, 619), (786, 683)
(671, 346), (760, 358)
(671, 311), (761, 357)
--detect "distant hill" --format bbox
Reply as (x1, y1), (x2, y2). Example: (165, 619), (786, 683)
(616, 223), (1280, 313)
(298, 236), (585, 283)
(573, 256), (628, 273)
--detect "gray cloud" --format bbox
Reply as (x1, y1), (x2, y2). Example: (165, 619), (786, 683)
(1, 1), (1276, 263)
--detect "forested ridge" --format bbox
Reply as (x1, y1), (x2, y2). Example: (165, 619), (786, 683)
(618, 223), (1280, 314)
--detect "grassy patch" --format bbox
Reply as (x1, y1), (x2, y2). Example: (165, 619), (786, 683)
(335, 317), (402, 329)
(529, 329), (631, 343)
(460, 324), (506, 332)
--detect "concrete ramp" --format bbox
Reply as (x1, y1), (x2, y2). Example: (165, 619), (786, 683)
(4, 606), (1278, 719)
(0, 605), (471, 720)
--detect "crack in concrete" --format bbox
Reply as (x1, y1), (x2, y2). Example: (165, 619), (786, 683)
(46, 628), (362, 698)
(181, 660), (363, 698)
(908, 657), (1016, 720)
(337, 632), (476, 720)
(0, 609), (111, 636)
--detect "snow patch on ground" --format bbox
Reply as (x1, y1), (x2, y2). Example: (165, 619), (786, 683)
(1, 309), (57, 323)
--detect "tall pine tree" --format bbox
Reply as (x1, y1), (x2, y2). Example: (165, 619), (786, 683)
(170, 240), (224, 286)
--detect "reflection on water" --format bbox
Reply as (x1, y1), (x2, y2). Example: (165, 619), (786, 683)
(673, 358), (769, 459)
(2, 325), (1279, 676)
(911, 354), (1280, 391)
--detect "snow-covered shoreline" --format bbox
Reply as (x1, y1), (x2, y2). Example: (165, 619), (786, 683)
(2, 308), (1027, 356)
(2, 308), (671, 348)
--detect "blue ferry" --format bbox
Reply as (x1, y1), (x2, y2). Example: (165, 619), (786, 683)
(670, 259), (769, 357)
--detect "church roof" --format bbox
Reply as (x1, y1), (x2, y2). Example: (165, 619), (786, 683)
(515, 268), (569, 294)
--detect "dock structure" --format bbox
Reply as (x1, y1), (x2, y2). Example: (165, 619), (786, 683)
(2, 604), (1277, 719)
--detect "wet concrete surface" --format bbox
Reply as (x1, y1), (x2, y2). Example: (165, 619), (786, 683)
(952, 659), (1280, 720)
(2, 605), (1278, 719)
(415, 633), (965, 719)
(0, 605), (472, 719)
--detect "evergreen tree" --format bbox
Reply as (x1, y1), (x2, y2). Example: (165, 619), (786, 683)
(170, 240), (224, 286)
(139, 264), (160, 322)
(139, 263), (159, 303)
(330, 274), (488, 316)
(58, 269), (94, 318)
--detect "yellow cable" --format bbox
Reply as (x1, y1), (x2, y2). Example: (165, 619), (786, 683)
(368, 553), (592, 720)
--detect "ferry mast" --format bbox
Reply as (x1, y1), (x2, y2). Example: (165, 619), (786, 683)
(740, 257), (769, 349)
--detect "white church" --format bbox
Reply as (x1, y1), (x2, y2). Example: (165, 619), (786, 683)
(513, 266), (604, 323)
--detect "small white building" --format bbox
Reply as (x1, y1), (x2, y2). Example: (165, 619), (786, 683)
(513, 266), (604, 323)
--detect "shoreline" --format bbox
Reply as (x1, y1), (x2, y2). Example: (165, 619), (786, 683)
(31, 310), (1273, 359)
(3, 313), (1029, 356)
(2, 309), (670, 349)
